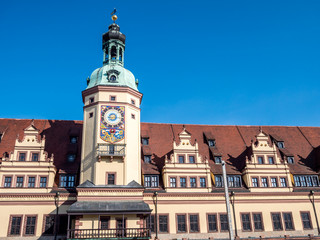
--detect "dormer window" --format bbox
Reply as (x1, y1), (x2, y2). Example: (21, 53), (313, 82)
(144, 155), (151, 163)
(31, 153), (39, 162)
(287, 156), (294, 164)
(214, 156), (222, 164)
(208, 140), (215, 147)
(178, 156), (185, 163)
(19, 153), (26, 161)
(142, 138), (149, 145)
(277, 141), (285, 149)
(67, 154), (76, 163)
(70, 136), (78, 144)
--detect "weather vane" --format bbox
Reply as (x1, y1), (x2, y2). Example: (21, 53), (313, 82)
(111, 8), (117, 22)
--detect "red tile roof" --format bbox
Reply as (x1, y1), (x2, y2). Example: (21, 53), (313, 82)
(1, 119), (320, 187)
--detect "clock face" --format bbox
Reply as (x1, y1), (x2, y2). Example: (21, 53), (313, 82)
(101, 106), (125, 128)
(100, 106), (125, 143)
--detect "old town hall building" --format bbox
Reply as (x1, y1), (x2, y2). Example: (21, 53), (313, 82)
(1, 15), (320, 240)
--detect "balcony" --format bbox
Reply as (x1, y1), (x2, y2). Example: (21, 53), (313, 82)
(96, 144), (126, 158)
(68, 228), (151, 239)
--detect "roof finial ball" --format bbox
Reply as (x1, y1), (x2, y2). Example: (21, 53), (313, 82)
(111, 8), (117, 22)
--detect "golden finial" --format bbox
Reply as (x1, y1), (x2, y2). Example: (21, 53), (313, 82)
(111, 8), (117, 22)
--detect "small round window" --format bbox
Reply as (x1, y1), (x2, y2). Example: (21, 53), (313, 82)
(109, 75), (117, 82)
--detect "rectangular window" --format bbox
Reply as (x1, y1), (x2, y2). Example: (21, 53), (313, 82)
(28, 177), (35, 188)
(215, 175), (223, 188)
(220, 214), (229, 231)
(147, 215), (155, 233)
(287, 156), (294, 164)
(131, 99), (135, 105)
(144, 175), (158, 188)
(271, 178), (277, 187)
(40, 177), (47, 188)
(189, 155), (195, 163)
(170, 177), (176, 188)
(190, 177), (196, 188)
(108, 174), (115, 185)
(312, 176), (319, 187)
(301, 212), (312, 229)
(258, 156), (264, 164)
(110, 96), (116, 101)
(208, 214), (217, 232)
(294, 176), (301, 187)
(253, 213), (263, 231)
(177, 215), (186, 233)
(178, 155), (185, 163)
(89, 112), (93, 118)
(89, 97), (94, 103)
(200, 177), (206, 187)
(10, 216), (22, 235)
(16, 177), (24, 188)
(144, 155), (151, 163)
(142, 138), (149, 145)
(261, 177), (268, 187)
(31, 153), (39, 162)
(59, 175), (74, 188)
(228, 176), (241, 188)
(189, 214), (199, 232)
(19, 152), (26, 161)
(159, 215), (168, 233)
(271, 213), (283, 231)
(100, 217), (110, 230)
(252, 177), (258, 187)
(241, 213), (252, 231)
(4, 176), (12, 188)
(180, 177), (186, 188)
(214, 156), (222, 164)
(300, 176), (307, 187)
(283, 213), (294, 230)
(25, 216), (36, 235)
(268, 156), (274, 164)
(44, 216), (55, 235)
(280, 177), (287, 187)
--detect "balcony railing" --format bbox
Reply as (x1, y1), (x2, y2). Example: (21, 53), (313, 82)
(68, 228), (150, 239)
(96, 144), (126, 157)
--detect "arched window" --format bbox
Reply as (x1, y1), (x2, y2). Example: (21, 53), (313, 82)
(119, 48), (123, 62)
(111, 46), (117, 60)
(109, 75), (117, 82)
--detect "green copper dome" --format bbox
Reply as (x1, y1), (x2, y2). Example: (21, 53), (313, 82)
(87, 64), (138, 91)
(86, 22), (139, 91)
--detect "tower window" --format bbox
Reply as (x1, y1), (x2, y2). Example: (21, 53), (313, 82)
(89, 97), (94, 103)
(131, 114), (135, 119)
(277, 141), (285, 149)
(107, 174), (115, 185)
(89, 112), (93, 118)
(119, 48), (123, 62)
(110, 96), (116, 101)
(109, 75), (117, 82)
(111, 46), (117, 60)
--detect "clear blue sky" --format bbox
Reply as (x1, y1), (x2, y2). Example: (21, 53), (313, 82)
(1, 0), (320, 126)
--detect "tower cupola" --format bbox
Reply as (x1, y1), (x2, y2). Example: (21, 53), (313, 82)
(86, 14), (138, 91)
(102, 23), (126, 66)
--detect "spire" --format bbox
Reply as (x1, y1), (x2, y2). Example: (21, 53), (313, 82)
(102, 10), (126, 66)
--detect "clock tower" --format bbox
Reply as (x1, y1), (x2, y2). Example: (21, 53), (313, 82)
(80, 16), (142, 186)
